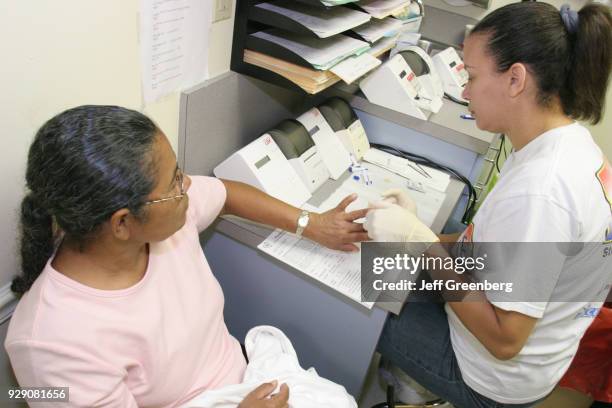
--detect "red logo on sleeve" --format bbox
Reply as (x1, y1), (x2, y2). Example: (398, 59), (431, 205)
(460, 223), (474, 243)
(595, 159), (612, 242)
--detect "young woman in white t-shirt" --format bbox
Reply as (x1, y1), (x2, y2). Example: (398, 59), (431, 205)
(6, 105), (369, 407)
(365, 2), (612, 407)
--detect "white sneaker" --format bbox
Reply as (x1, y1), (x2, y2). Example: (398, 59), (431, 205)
(389, 363), (441, 405)
(379, 361), (453, 406)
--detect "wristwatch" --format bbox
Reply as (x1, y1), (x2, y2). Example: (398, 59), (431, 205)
(295, 210), (310, 237)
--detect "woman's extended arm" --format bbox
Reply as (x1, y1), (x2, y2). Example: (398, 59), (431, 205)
(220, 179), (370, 252)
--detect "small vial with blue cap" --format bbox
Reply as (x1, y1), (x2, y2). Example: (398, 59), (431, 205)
(349, 163), (372, 185)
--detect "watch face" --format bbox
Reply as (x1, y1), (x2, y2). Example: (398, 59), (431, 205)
(298, 215), (309, 228)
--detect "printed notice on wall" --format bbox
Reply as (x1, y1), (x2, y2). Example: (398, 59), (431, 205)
(140, 0), (211, 103)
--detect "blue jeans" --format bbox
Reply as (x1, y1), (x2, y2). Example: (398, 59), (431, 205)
(376, 289), (547, 408)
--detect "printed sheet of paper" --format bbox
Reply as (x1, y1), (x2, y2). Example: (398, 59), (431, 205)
(330, 52), (381, 84)
(140, 0), (211, 103)
(258, 230), (375, 309)
(358, 0), (412, 19)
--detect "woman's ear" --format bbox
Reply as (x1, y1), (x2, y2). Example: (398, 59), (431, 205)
(508, 62), (528, 98)
(109, 208), (133, 241)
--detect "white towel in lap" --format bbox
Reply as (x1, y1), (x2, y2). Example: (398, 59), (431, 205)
(182, 326), (357, 408)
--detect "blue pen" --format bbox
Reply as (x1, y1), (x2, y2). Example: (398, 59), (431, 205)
(460, 113), (475, 120)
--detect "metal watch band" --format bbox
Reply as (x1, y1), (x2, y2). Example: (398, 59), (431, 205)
(295, 210), (310, 237)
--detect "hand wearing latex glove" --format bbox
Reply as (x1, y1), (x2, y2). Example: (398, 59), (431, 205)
(381, 188), (417, 215)
(238, 381), (289, 408)
(364, 202), (439, 243)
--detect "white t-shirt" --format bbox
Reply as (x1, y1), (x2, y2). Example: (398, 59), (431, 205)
(447, 123), (612, 404)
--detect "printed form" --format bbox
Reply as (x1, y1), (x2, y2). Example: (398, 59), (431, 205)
(258, 230), (375, 309)
(140, 0), (211, 103)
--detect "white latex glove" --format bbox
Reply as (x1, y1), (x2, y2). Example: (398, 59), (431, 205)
(364, 202), (439, 243)
(381, 188), (417, 214)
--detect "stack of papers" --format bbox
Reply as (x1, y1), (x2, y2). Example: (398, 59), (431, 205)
(251, 29), (371, 70)
(244, 28), (397, 93)
(357, 0), (412, 19)
(255, 1), (371, 38)
(352, 16), (404, 43)
(244, 37), (392, 94)
(244, 49), (341, 94)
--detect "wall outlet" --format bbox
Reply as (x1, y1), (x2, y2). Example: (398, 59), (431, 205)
(213, 0), (232, 22)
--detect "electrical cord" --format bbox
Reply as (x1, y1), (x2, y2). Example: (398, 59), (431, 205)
(495, 134), (504, 174)
(370, 143), (476, 224)
(444, 92), (469, 106)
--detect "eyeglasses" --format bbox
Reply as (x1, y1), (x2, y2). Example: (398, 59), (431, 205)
(144, 168), (185, 205)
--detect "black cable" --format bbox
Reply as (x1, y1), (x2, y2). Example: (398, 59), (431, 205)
(495, 135), (504, 174)
(370, 143), (476, 224)
(444, 93), (469, 106)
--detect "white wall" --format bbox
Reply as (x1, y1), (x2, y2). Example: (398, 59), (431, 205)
(0, 0), (235, 287)
(589, 84), (612, 158)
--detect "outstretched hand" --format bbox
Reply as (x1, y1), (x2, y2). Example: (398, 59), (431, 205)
(304, 194), (370, 252)
(364, 203), (439, 243)
(380, 188), (417, 214)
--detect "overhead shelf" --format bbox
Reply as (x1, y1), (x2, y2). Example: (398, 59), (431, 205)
(231, 0), (410, 95)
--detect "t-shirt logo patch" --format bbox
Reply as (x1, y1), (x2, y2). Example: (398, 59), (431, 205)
(574, 305), (599, 319)
(595, 160), (612, 242)
(456, 223), (475, 258)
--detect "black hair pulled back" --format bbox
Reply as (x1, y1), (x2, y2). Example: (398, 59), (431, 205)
(12, 105), (159, 295)
(471, 2), (612, 124)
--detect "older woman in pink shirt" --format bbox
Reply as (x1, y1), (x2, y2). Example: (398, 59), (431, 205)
(6, 105), (368, 407)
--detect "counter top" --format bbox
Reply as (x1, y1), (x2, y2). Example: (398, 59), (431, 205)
(213, 174), (466, 315)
